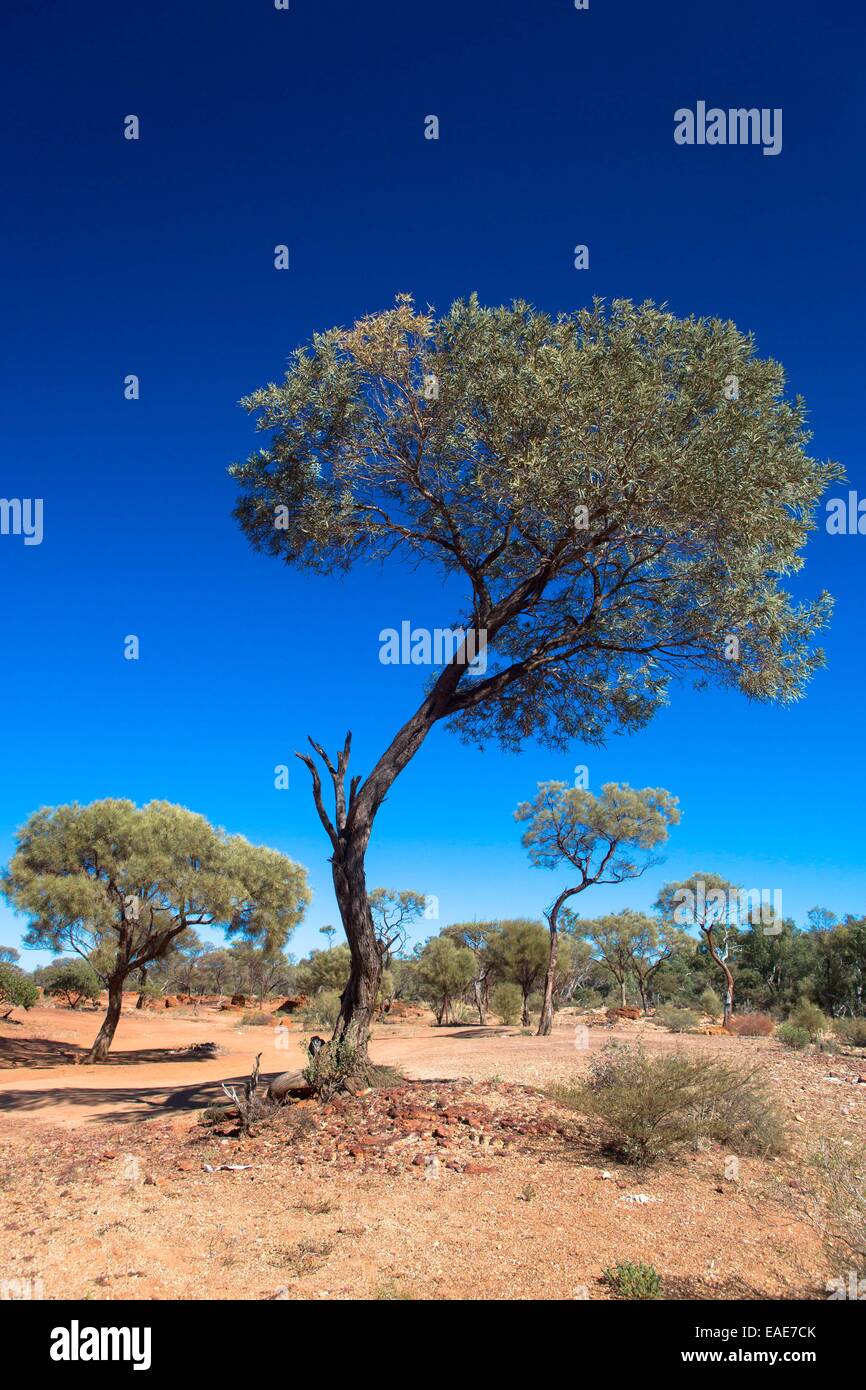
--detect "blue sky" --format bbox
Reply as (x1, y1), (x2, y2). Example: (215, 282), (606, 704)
(2, 0), (864, 965)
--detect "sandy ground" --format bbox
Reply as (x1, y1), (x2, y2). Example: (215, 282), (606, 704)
(0, 1002), (862, 1300)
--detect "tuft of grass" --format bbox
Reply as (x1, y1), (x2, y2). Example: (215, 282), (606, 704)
(603, 1260), (662, 1300)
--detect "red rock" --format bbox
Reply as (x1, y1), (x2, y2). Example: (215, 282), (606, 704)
(463, 1163), (497, 1175)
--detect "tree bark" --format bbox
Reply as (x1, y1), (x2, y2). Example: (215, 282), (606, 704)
(538, 887), (579, 1036)
(330, 831), (381, 1057)
(86, 973), (125, 1063)
(473, 974), (487, 1026)
(704, 927), (735, 1027)
(620, 978), (628, 1008)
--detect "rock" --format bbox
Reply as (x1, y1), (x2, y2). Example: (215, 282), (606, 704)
(230, 993), (246, 1007)
(463, 1163), (496, 1175)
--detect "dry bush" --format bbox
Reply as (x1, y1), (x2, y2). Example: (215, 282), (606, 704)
(655, 1005), (699, 1033)
(833, 1017), (866, 1048)
(726, 1013), (774, 1037)
(798, 1140), (866, 1275)
(550, 1043), (786, 1166)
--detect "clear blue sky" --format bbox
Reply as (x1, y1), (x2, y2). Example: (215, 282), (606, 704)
(2, 0), (864, 966)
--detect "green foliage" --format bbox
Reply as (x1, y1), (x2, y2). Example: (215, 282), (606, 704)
(550, 1044), (786, 1165)
(2, 800), (309, 987)
(491, 981), (522, 1025)
(833, 1017), (866, 1047)
(788, 998), (830, 1040)
(776, 1022), (810, 1050)
(38, 959), (101, 1008)
(603, 1260), (663, 1300)
(295, 944), (351, 996)
(298, 988), (342, 1029)
(699, 987), (723, 1020)
(416, 935), (475, 1024)
(655, 1005), (700, 1033)
(231, 296), (839, 753)
(0, 963), (38, 1013)
(492, 919), (549, 1021)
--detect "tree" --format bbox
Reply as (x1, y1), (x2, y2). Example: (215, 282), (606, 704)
(416, 935), (475, 1024)
(295, 943), (352, 995)
(0, 962), (37, 1019)
(38, 959), (101, 1009)
(319, 925), (337, 950)
(2, 799), (309, 1061)
(442, 921), (499, 1023)
(515, 781), (679, 1033)
(230, 295), (840, 1060)
(626, 917), (694, 1014)
(493, 919), (549, 1025)
(0, 945), (20, 965)
(367, 888), (426, 962)
(554, 928), (595, 1004)
(656, 873), (739, 1025)
(584, 911), (646, 1008)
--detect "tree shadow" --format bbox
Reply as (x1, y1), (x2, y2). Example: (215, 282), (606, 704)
(0, 1068), (282, 1125)
(444, 1027), (516, 1040)
(0, 1036), (221, 1069)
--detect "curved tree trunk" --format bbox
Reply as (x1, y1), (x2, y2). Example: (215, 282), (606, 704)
(86, 974), (125, 1063)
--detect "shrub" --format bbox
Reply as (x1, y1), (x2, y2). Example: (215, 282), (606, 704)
(777, 1022), (810, 1050)
(549, 1044), (786, 1166)
(39, 960), (102, 1009)
(241, 1011), (272, 1026)
(603, 1260), (662, 1300)
(833, 1017), (866, 1048)
(655, 1005), (699, 1033)
(726, 1013), (774, 1037)
(298, 989), (341, 1030)
(788, 999), (830, 1041)
(491, 982), (522, 1026)
(0, 963), (38, 1017)
(800, 1141), (866, 1275)
(699, 987), (723, 1021)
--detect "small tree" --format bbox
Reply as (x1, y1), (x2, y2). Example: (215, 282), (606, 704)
(417, 935), (475, 1024)
(515, 782), (679, 1033)
(2, 799), (309, 1061)
(441, 921), (499, 1023)
(493, 919), (549, 1026)
(627, 919), (695, 1014)
(0, 962), (37, 1019)
(39, 959), (101, 1009)
(319, 924), (337, 950)
(368, 888), (426, 963)
(656, 873), (739, 1026)
(583, 911), (646, 1008)
(230, 296), (838, 1060)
